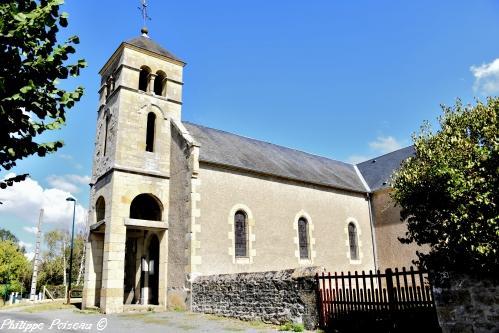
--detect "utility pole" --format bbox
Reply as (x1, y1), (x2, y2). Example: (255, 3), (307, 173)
(66, 197), (76, 304)
(29, 209), (43, 301)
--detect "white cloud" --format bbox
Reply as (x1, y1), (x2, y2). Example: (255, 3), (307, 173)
(470, 58), (499, 95)
(46, 174), (91, 193)
(18, 241), (33, 249)
(59, 154), (73, 160)
(0, 173), (87, 231)
(23, 226), (38, 234)
(58, 154), (84, 170)
(369, 136), (403, 154)
(348, 135), (406, 164)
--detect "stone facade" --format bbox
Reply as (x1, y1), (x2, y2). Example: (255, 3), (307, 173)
(196, 164), (376, 275)
(433, 274), (498, 333)
(192, 267), (323, 329)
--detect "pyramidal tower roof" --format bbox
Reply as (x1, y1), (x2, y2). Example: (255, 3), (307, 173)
(124, 29), (185, 64)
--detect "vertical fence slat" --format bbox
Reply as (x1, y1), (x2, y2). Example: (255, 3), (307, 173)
(334, 272), (339, 316)
(362, 271), (369, 311)
(410, 266), (417, 309)
(327, 272), (333, 321)
(341, 271), (345, 316)
(402, 267), (409, 307)
(418, 269), (427, 306)
(395, 267), (401, 311)
(354, 271), (360, 312)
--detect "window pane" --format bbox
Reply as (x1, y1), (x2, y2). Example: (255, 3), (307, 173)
(348, 223), (358, 260)
(298, 218), (309, 259)
(235, 211), (247, 257)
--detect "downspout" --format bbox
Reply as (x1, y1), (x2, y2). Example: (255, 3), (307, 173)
(354, 165), (378, 271)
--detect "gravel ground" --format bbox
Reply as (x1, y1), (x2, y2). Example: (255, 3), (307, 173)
(0, 302), (300, 333)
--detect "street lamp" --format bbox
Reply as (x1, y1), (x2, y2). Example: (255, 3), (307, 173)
(66, 197), (76, 305)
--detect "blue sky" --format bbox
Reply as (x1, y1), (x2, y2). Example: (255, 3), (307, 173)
(1, 0), (499, 256)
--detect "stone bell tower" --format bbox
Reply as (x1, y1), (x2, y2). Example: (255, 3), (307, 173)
(82, 28), (195, 314)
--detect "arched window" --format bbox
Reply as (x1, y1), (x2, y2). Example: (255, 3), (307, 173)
(96, 196), (105, 222)
(348, 223), (359, 260)
(138, 66), (151, 92)
(298, 217), (309, 259)
(146, 112), (156, 152)
(106, 76), (114, 98)
(130, 194), (162, 221)
(234, 211), (248, 258)
(154, 71), (166, 96)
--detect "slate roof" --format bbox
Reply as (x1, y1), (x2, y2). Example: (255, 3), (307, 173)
(184, 122), (367, 193)
(125, 36), (184, 64)
(356, 146), (415, 192)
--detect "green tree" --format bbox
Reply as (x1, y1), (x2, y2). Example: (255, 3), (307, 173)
(37, 228), (86, 287)
(0, 0), (86, 191)
(38, 229), (66, 286)
(0, 228), (18, 243)
(0, 228), (26, 253)
(391, 98), (498, 276)
(0, 240), (30, 299)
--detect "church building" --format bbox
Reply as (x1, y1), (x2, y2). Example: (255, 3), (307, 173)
(82, 29), (417, 314)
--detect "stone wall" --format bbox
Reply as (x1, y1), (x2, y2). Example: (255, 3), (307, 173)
(192, 267), (324, 330)
(433, 273), (498, 333)
(166, 121), (193, 309)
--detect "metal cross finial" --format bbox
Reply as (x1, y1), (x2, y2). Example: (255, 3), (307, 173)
(138, 0), (151, 33)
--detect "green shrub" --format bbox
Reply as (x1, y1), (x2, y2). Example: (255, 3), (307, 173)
(278, 322), (304, 332)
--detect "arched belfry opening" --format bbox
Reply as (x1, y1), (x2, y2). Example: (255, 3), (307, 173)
(130, 194), (162, 221)
(95, 196), (105, 222)
(153, 71), (166, 96)
(138, 66), (151, 92)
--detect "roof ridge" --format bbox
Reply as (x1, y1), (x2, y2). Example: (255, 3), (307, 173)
(183, 121), (354, 167)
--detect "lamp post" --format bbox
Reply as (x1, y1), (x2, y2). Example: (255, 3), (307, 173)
(66, 197), (76, 304)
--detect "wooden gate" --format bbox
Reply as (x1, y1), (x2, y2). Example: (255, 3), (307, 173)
(316, 267), (441, 333)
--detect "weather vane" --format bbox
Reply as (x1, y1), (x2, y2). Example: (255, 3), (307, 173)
(138, 0), (151, 35)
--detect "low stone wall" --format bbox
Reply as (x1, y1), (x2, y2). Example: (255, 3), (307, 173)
(433, 273), (498, 333)
(191, 267), (324, 329)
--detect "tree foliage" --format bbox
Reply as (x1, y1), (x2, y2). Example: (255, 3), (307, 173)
(0, 228), (19, 243)
(0, 228), (26, 253)
(37, 228), (85, 287)
(0, 0), (86, 190)
(0, 240), (30, 297)
(391, 98), (498, 276)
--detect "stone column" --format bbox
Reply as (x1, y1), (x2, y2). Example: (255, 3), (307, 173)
(134, 237), (144, 304)
(148, 74), (157, 94)
(82, 233), (104, 308)
(100, 218), (126, 313)
(158, 230), (168, 309)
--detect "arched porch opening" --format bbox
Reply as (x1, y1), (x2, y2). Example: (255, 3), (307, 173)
(129, 193), (163, 221)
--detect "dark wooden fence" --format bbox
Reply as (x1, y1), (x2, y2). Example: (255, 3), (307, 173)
(316, 267), (441, 333)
